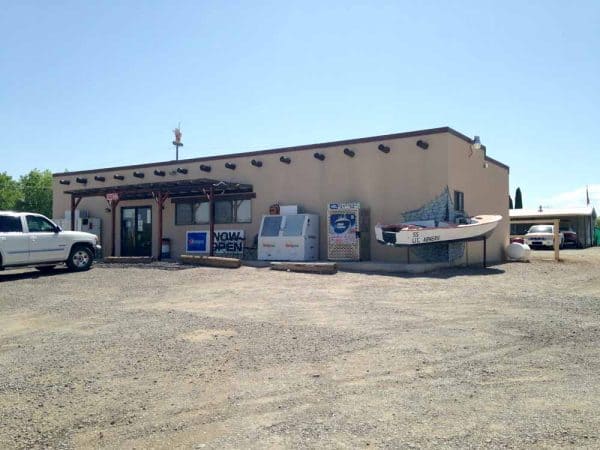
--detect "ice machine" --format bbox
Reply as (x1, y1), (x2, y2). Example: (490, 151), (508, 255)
(327, 201), (370, 261)
(258, 214), (319, 261)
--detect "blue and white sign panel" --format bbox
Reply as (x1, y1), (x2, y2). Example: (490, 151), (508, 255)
(329, 213), (357, 244)
(186, 230), (245, 256)
(186, 231), (209, 253)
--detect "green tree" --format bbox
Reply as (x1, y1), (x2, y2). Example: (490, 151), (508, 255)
(509, 195), (513, 209)
(0, 172), (21, 210)
(16, 169), (53, 217)
(515, 187), (523, 209)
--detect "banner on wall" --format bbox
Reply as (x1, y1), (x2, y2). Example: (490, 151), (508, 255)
(328, 212), (357, 244)
(186, 230), (245, 256)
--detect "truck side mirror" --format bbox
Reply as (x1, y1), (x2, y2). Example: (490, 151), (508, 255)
(54, 225), (62, 233)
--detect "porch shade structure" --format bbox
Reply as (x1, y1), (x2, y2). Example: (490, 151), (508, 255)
(64, 178), (255, 259)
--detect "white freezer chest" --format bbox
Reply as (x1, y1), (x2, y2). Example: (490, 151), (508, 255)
(258, 214), (319, 261)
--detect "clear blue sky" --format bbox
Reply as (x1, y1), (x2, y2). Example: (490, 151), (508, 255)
(2, 1), (599, 210)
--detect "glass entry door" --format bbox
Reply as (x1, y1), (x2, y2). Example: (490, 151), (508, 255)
(121, 206), (152, 256)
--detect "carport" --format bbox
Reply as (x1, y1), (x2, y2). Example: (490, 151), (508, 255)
(510, 206), (597, 249)
(64, 179), (255, 258)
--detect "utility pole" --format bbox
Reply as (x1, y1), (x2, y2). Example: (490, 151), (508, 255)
(172, 124), (183, 160)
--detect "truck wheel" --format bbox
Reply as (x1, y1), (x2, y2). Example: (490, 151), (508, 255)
(67, 245), (94, 271)
(36, 266), (56, 273)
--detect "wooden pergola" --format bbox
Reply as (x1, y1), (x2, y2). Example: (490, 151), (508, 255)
(64, 178), (254, 259)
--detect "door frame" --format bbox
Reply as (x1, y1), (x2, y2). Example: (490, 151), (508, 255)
(120, 206), (153, 257)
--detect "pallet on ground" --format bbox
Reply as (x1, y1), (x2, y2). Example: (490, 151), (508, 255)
(180, 255), (241, 268)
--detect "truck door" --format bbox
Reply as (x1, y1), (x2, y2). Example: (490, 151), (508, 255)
(25, 215), (67, 263)
(0, 214), (29, 265)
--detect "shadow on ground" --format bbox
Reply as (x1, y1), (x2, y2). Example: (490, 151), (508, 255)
(339, 266), (506, 279)
(0, 262), (506, 282)
(95, 262), (194, 271)
(0, 267), (72, 282)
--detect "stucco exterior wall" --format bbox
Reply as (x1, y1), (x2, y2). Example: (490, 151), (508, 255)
(52, 129), (509, 264)
(447, 135), (510, 264)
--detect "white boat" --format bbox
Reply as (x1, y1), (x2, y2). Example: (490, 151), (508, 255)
(375, 215), (502, 247)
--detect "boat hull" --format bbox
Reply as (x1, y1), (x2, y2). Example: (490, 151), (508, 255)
(375, 215), (502, 247)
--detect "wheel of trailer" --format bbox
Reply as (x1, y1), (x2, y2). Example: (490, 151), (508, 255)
(35, 266), (56, 273)
(67, 245), (93, 271)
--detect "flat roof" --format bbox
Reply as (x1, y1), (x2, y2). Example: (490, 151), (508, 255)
(510, 206), (596, 218)
(53, 126), (509, 177)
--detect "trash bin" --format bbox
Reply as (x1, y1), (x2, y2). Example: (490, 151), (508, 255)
(161, 238), (171, 259)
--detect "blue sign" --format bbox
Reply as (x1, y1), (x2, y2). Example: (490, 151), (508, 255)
(187, 231), (208, 253)
(330, 213), (356, 234)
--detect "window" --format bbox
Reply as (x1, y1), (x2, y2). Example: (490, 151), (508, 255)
(26, 215), (56, 232)
(0, 215), (23, 232)
(215, 200), (233, 224)
(175, 203), (193, 225)
(175, 199), (252, 225)
(528, 225), (553, 234)
(194, 202), (210, 224)
(234, 200), (251, 223)
(261, 216), (282, 236)
(454, 191), (464, 212)
(282, 215), (305, 236)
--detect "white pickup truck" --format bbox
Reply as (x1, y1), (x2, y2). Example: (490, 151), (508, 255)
(0, 211), (101, 272)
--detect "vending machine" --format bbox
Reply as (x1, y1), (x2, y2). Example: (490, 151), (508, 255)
(327, 202), (370, 261)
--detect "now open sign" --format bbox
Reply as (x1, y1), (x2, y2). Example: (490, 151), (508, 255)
(186, 230), (245, 256)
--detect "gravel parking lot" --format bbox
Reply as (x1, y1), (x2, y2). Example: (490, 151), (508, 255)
(1, 249), (600, 449)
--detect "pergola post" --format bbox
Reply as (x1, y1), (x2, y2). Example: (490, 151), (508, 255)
(553, 218), (560, 262)
(70, 195), (82, 231)
(209, 185), (215, 256)
(483, 237), (487, 268)
(110, 199), (120, 257)
(154, 192), (169, 260)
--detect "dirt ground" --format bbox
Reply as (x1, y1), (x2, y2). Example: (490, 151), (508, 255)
(1, 249), (600, 449)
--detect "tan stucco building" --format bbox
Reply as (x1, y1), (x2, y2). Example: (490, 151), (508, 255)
(52, 127), (510, 264)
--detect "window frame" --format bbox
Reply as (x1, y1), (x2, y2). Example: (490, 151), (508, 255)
(26, 215), (56, 233)
(193, 202), (210, 224)
(282, 215), (305, 236)
(174, 198), (252, 225)
(175, 202), (193, 226)
(214, 200), (234, 224)
(232, 199), (252, 224)
(454, 190), (465, 212)
(0, 215), (24, 233)
(260, 215), (283, 237)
